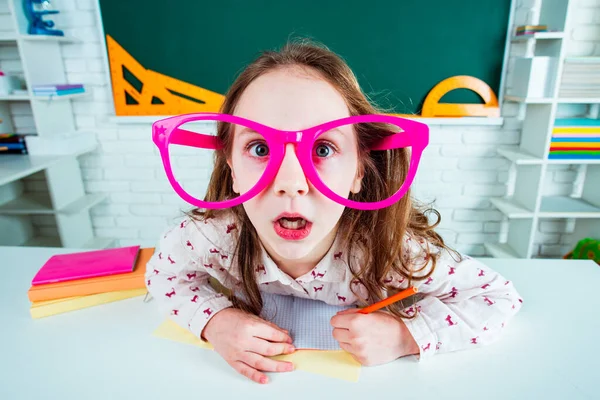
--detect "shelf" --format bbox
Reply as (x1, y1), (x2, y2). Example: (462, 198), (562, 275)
(538, 196), (600, 218)
(546, 158), (600, 165)
(484, 243), (519, 258)
(490, 198), (534, 218)
(0, 193), (107, 216)
(32, 90), (89, 101)
(0, 33), (17, 42)
(0, 195), (52, 214)
(511, 32), (565, 41)
(60, 193), (108, 215)
(22, 236), (61, 247)
(504, 96), (553, 104)
(497, 148), (543, 164)
(497, 148), (600, 165)
(556, 98), (600, 104)
(0, 154), (63, 186)
(0, 93), (30, 101)
(0, 33), (81, 43)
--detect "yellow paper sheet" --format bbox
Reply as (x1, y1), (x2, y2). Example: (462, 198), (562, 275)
(153, 319), (361, 382)
(30, 288), (147, 319)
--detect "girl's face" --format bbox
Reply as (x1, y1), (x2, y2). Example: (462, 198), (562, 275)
(228, 67), (363, 269)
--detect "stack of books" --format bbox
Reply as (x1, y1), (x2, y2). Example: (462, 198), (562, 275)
(0, 133), (27, 155)
(550, 118), (600, 160)
(515, 25), (547, 36)
(28, 245), (154, 319)
(32, 83), (85, 97)
(559, 58), (600, 98)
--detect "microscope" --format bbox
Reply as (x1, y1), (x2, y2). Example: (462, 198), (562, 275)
(23, 0), (64, 36)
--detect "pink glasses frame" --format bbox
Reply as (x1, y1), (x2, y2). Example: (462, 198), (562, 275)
(152, 113), (429, 210)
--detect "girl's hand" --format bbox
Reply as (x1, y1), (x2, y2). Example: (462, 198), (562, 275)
(330, 309), (419, 366)
(201, 308), (296, 384)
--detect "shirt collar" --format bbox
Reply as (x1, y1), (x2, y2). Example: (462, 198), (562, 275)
(255, 234), (348, 284)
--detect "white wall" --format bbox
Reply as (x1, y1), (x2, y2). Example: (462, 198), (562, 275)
(1, 0), (596, 256)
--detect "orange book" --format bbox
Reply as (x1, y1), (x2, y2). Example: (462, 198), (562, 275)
(28, 247), (155, 302)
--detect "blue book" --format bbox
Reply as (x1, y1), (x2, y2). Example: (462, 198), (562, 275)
(551, 137), (600, 142)
(554, 118), (600, 127)
(548, 154), (600, 160)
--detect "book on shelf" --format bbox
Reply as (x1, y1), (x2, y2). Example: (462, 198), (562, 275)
(550, 119), (600, 160)
(0, 134), (27, 155)
(32, 83), (85, 96)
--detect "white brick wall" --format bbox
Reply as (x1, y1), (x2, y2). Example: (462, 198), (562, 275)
(0, 0), (595, 257)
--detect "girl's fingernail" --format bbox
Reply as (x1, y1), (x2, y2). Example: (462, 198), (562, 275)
(260, 376), (268, 384)
(287, 363), (295, 371)
(287, 346), (295, 353)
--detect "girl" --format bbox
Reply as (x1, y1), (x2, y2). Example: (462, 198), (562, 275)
(146, 39), (522, 384)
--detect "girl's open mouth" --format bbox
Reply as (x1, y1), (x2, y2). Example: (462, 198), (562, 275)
(274, 217), (312, 240)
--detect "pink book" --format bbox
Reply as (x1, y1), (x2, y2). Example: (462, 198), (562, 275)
(31, 245), (141, 285)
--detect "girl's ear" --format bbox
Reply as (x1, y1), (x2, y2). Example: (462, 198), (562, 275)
(351, 166), (364, 194)
(227, 159), (240, 194)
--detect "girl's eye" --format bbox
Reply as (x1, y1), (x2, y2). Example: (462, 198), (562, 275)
(248, 142), (269, 157)
(314, 142), (335, 158)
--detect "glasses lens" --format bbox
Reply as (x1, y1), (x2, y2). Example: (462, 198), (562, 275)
(167, 118), (270, 205)
(313, 120), (410, 204)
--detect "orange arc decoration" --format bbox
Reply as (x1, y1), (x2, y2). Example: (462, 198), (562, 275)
(420, 75), (500, 118)
(106, 35), (225, 116)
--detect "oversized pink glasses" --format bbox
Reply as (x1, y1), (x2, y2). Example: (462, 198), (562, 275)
(152, 113), (429, 210)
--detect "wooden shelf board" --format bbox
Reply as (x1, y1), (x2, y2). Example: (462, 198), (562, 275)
(490, 198), (534, 218)
(22, 235), (61, 247)
(0, 154), (64, 186)
(0, 94), (30, 101)
(504, 96), (553, 104)
(546, 158), (600, 165)
(484, 243), (519, 258)
(497, 148), (543, 164)
(557, 98), (600, 104)
(0, 193), (108, 216)
(18, 34), (81, 43)
(32, 91), (89, 101)
(60, 194), (108, 215)
(511, 32), (565, 41)
(0, 195), (53, 215)
(539, 196), (600, 218)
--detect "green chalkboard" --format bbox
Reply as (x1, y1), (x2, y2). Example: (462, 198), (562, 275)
(98, 0), (511, 115)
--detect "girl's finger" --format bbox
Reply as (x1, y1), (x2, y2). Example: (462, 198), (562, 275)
(248, 337), (295, 357)
(252, 321), (293, 344)
(240, 351), (294, 373)
(332, 327), (352, 343)
(230, 360), (269, 384)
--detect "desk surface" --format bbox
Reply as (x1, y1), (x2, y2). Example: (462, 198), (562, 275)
(1, 246), (598, 399)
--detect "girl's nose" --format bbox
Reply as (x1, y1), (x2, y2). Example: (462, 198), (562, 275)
(272, 143), (309, 198)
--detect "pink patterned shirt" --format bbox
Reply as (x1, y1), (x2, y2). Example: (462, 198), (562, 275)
(145, 215), (523, 360)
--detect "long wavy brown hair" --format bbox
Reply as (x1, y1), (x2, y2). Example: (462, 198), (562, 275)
(188, 39), (459, 319)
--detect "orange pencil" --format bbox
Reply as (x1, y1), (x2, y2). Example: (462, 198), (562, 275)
(358, 286), (418, 314)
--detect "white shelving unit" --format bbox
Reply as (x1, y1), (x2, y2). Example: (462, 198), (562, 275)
(489, 0), (600, 258)
(0, 0), (112, 248)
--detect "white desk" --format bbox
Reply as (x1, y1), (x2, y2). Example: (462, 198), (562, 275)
(0, 246), (598, 399)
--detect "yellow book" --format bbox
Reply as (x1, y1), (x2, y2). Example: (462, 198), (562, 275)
(553, 127), (600, 133)
(30, 288), (147, 319)
(153, 319), (361, 382)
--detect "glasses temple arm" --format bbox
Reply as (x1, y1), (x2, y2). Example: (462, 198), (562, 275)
(170, 127), (223, 150)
